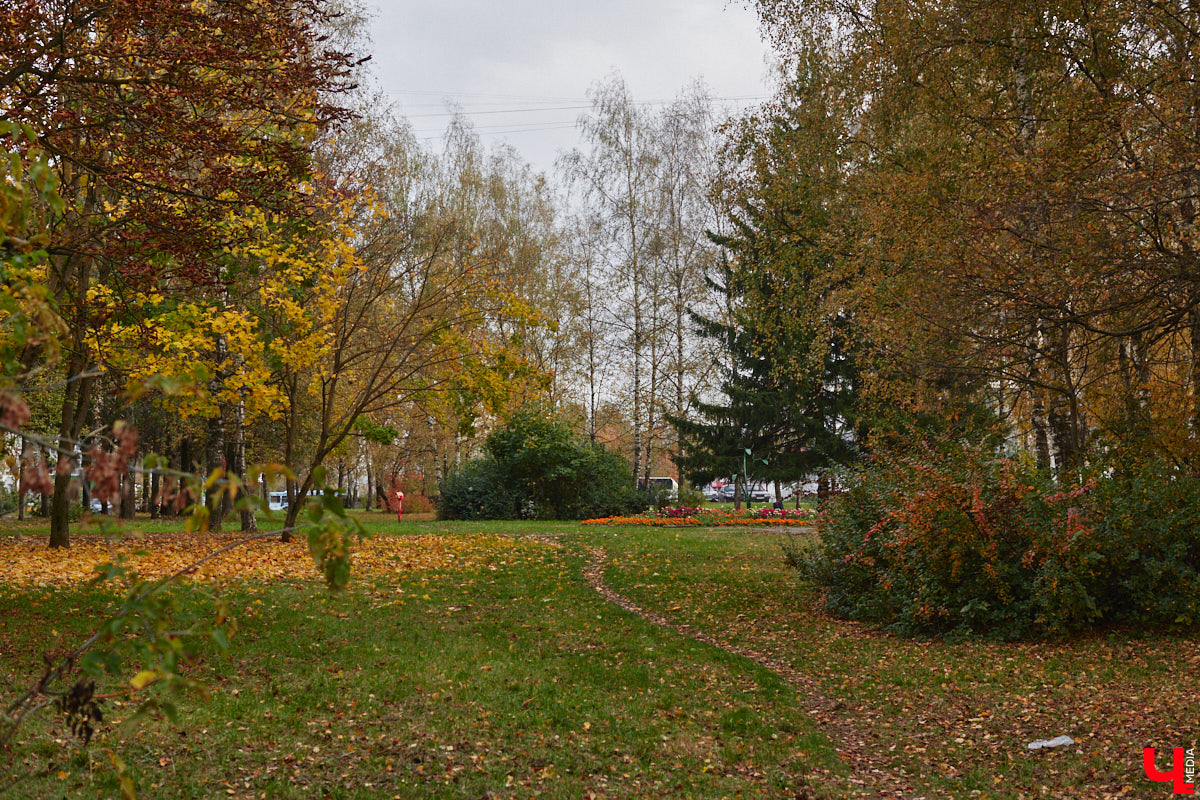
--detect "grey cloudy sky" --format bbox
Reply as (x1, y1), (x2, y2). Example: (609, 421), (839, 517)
(363, 1), (774, 174)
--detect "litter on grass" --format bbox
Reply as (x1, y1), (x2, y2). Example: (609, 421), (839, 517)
(1026, 735), (1074, 750)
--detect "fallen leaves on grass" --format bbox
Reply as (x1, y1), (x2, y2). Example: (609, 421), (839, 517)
(0, 532), (535, 587)
(603, 533), (1200, 800)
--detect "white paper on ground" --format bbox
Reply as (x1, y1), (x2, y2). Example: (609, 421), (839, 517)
(1026, 735), (1075, 750)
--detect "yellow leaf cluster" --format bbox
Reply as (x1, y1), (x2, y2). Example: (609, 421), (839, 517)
(93, 201), (362, 420)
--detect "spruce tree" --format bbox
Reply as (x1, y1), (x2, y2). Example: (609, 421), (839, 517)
(670, 82), (865, 495)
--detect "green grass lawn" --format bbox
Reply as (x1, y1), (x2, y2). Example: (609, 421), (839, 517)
(1, 518), (1196, 799)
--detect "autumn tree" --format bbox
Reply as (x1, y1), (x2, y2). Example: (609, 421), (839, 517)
(2, 0), (357, 545)
(562, 216), (617, 444)
(653, 83), (725, 469)
(267, 101), (562, 533)
(745, 0), (1200, 473)
(560, 76), (728, 485)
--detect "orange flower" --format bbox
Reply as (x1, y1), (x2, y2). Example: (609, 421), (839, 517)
(581, 516), (700, 527)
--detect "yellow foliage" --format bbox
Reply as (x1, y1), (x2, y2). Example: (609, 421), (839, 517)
(97, 200), (360, 420)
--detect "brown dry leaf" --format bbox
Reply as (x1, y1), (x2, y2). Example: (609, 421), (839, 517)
(0, 532), (535, 587)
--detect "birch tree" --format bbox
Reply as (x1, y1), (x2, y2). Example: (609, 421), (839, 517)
(560, 75), (660, 482)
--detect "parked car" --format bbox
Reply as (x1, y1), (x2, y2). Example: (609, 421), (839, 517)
(715, 481), (795, 503)
(701, 482), (724, 501)
(747, 483), (773, 502)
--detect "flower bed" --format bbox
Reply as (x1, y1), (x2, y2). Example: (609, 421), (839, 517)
(656, 506), (703, 519)
(581, 515), (700, 527)
(755, 507), (818, 520)
(583, 506), (818, 527)
(711, 517), (812, 527)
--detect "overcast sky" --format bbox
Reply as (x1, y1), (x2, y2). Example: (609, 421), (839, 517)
(362, 0), (774, 175)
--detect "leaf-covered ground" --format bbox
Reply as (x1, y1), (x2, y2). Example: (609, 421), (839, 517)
(592, 526), (1200, 800)
(0, 530), (532, 586)
(1, 519), (1196, 799)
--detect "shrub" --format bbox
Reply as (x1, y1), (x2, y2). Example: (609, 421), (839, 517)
(438, 411), (646, 521)
(437, 458), (514, 521)
(1082, 460), (1200, 625)
(802, 444), (1200, 638)
(402, 494), (435, 515)
(0, 486), (16, 516)
(676, 484), (706, 509)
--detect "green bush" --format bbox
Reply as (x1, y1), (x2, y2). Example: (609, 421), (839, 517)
(803, 444), (1200, 638)
(437, 411), (646, 521)
(1083, 461), (1200, 625)
(676, 484), (706, 509)
(0, 486), (16, 515)
(437, 458), (514, 520)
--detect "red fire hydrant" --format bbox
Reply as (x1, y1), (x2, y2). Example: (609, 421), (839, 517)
(395, 490), (404, 523)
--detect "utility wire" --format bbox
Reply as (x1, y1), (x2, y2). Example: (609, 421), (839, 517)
(401, 95), (769, 119)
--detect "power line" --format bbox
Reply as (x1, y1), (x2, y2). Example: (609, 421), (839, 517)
(406, 105), (593, 119)
(398, 96), (771, 120)
(415, 123), (580, 141)
(384, 88), (584, 103)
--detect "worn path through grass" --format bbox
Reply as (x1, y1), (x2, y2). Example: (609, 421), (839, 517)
(586, 525), (1200, 800)
(1, 517), (847, 799)
(1, 517), (1196, 799)
(582, 544), (913, 799)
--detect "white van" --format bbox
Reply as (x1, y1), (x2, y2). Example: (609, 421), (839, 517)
(642, 476), (679, 500)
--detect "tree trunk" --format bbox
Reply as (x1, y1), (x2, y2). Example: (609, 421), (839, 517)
(205, 327), (229, 532)
(644, 323), (659, 490)
(675, 274), (686, 469)
(1189, 277), (1200, 439)
(150, 469), (161, 520)
(365, 457), (374, 511)
(281, 476), (297, 541)
(205, 410), (227, 533)
(283, 473), (316, 536)
(586, 264), (599, 444)
(17, 436), (29, 521)
(50, 355), (93, 547)
(233, 396), (256, 532)
(39, 450), (51, 516)
(632, 290), (643, 485)
(1027, 321), (1052, 473)
(49, 471), (73, 542)
(170, 437), (192, 517)
(120, 460), (136, 519)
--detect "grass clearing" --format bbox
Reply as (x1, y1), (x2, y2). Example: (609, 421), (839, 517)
(0, 518), (1195, 798)
(1, 519), (842, 798)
